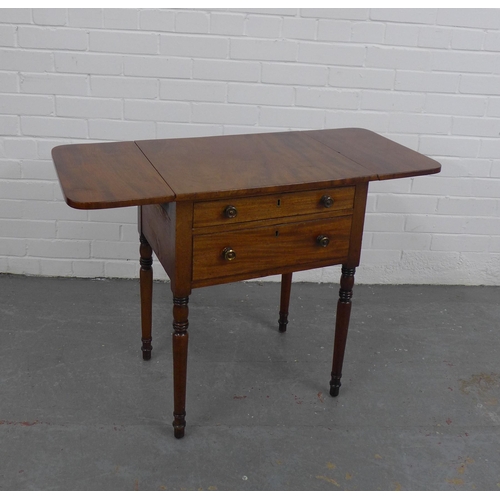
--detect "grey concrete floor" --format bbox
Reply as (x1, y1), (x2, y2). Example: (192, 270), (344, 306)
(1, 274), (499, 491)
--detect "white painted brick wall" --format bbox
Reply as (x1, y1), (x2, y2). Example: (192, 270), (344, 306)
(1, 8), (499, 285)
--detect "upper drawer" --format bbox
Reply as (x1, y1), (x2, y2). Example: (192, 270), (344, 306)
(193, 186), (355, 228)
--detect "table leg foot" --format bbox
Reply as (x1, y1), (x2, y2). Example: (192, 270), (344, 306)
(173, 412), (186, 439)
(278, 312), (288, 333)
(140, 233), (153, 360)
(329, 376), (341, 397)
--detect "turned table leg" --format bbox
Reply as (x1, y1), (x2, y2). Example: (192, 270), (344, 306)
(139, 234), (153, 361)
(278, 272), (293, 332)
(172, 296), (189, 438)
(330, 266), (356, 397)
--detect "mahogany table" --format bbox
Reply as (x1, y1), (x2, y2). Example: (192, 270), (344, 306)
(52, 128), (440, 438)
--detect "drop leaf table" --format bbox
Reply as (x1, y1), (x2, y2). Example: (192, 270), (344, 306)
(52, 128), (440, 438)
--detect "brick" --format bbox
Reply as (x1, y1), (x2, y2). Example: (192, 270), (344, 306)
(21, 160), (58, 180)
(224, 8), (297, 16)
(123, 55), (191, 78)
(372, 232), (431, 251)
(384, 134), (419, 150)
(451, 29), (484, 50)
(56, 96), (122, 119)
(88, 119), (156, 141)
(0, 25), (15, 46)
(0, 71), (18, 92)
(367, 177), (411, 194)
(0, 238), (26, 257)
(0, 200), (23, 219)
(72, 260), (105, 278)
(0, 219), (56, 238)
(420, 135), (480, 158)
(3, 138), (38, 159)
(259, 106), (324, 129)
(21, 116), (87, 139)
(301, 8), (369, 20)
(120, 223), (139, 242)
(230, 38), (296, 61)
(436, 158), (491, 178)
(175, 11), (209, 33)
(351, 22), (385, 43)
(407, 214), (500, 235)
(425, 94), (486, 117)
(437, 197), (498, 217)
(436, 8), (500, 29)
(317, 20), (351, 42)
(0, 8), (33, 23)
(296, 88), (359, 110)
(327, 110), (389, 133)
(358, 249), (402, 266)
(38, 138), (79, 160)
(361, 91), (424, 112)
(262, 62), (327, 86)
(105, 260), (141, 279)
(192, 103), (258, 125)
(57, 221), (120, 241)
(0, 94), (54, 116)
(418, 26), (452, 48)
(210, 13), (245, 35)
(282, 18), (316, 40)
(364, 213), (405, 232)
(91, 240), (137, 260)
(411, 176), (471, 197)
(27, 239), (91, 259)
(395, 71), (459, 92)
(21, 73), (88, 96)
(223, 125), (279, 136)
(460, 74), (500, 95)
(431, 50), (500, 74)
(67, 9), (102, 28)
(90, 76), (157, 98)
(103, 8), (138, 29)
(160, 80), (226, 103)
(329, 67), (395, 90)
(370, 8), (437, 24)
(33, 8), (67, 26)
(139, 9), (175, 32)
(492, 161), (500, 177)
(0, 49), (54, 72)
(484, 31), (500, 52)
(0, 180), (53, 200)
(479, 139), (500, 159)
(388, 113), (451, 135)
(156, 122), (223, 138)
(18, 26), (87, 50)
(245, 15), (282, 38)
(7, 256), (40, 275)
(39, 258), (73, 277)
(90, 30), (157, 54)
(88, 206), (136, 223)
(376, 194), (438, 214)
(299, 42), (365, 66)
(161, 34), (228, 58)
(24, 201), (88, 221)
(384, 24), (419, 46)
(228, 83), (293, 106)
(0, 159), (21, 179)
(124, 100), (190, 122)
(366, 46), (430, 70)
(0, 116), (19, 135)
(490, 237), (500, 253)
(193, 59), (260, 83)
(488, 98), (500, 117)
(453, 117), (500, 138)
(55, 52), (122, 75)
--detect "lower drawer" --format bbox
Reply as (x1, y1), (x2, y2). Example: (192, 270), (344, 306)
(192, 216), (352, 283)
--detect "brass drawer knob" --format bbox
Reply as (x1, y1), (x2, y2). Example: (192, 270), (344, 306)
(321, 195), (334, 208)
(224, 205), (238, 218)
(316, 235), (330, 247)
(222, 247), (236, 261)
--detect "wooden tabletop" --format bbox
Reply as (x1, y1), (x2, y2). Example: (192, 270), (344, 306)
(52, 128), (441, 209)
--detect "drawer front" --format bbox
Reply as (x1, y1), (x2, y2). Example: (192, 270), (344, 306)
(193, 186), (355, 228)
(192, 216), (352, 283)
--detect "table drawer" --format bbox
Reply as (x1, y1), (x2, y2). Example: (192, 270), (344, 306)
(192, 216), (352, 283)
(193, 186), (355, 228)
